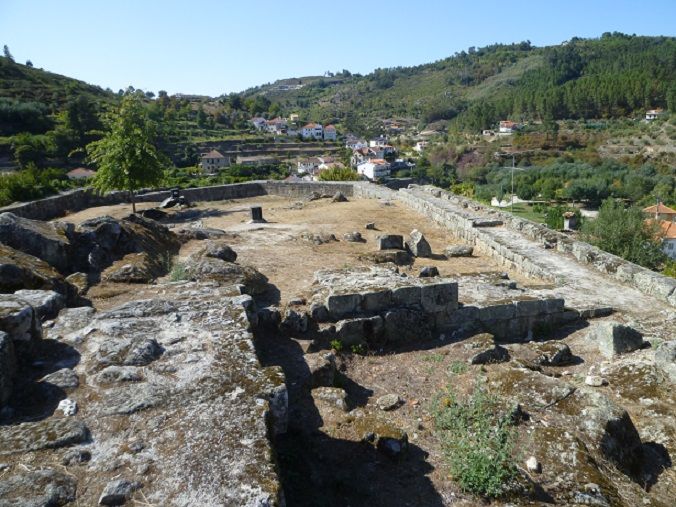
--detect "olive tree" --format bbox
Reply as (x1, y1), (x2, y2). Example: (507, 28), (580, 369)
(87, 93), (165, 213)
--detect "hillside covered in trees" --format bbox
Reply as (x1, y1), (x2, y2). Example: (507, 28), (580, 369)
(240, 33), (676, 134)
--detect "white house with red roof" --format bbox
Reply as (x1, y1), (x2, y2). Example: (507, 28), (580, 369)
(499, 120), (518, 133)
(301, 122), (323, 140)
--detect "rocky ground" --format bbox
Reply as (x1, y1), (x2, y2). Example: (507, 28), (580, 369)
(1, 191), (675, 506)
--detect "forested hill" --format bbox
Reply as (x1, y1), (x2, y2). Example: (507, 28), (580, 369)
(240, 33), (676, 133)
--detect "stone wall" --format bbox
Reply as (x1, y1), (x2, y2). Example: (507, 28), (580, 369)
(405, 185), (676, 307)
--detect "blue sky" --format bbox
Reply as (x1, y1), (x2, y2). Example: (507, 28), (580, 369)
(1, 0), (674, 96)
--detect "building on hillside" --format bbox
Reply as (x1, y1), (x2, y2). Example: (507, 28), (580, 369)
(265, 117), (288, 134)
(301, 122), (323, 140)
(66, 167), (96, 180)
(289, 113), (300, 122)
(357, 159), (390, 180)
(482, 129), (496, 136)
(323, 125), (337, 141)
(369, 136), (389, 148)
(645, 109), (664, 121)
(657, 220), (676, 259)
(643, 202), (676, 221)
(351, 147), (377, 168)
(297, 157), (321, 174)
(251, 117), (267, 130)
(413, 141), (428, 153)
(499, 120), (518, 134)
(200, 150), (230, 173)
(345, 135), (368, 150)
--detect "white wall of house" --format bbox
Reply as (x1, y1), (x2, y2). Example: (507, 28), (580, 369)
(357, 161), (390, 180)
(301, 124), (323, 139)
(324, 128), (337, 141)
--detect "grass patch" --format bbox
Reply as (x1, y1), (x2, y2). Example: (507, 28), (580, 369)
(423, 353), (446, 363)
(432, 384), (518, 498)
(169, 260), (189, 281)
(448, 361), (468, 375)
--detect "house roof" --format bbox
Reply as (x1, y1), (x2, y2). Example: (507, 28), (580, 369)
(371, 159), (388, 165)
(643, 203), (676, 215)
(658, 220), (676, 239)
(325, 125), (336, 130)
(66, 168), (96, 179)
(202, 149), (225, 159)
(303, 122), (321, 129)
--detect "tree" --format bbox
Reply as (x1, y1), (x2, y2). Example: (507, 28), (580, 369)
(3, 45), (14, 62)
(25, 60), (33, 67)
(86, 94), (165, 213)
(582, 198), (666, 270)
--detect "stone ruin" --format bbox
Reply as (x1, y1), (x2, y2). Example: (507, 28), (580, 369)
(0, 180), (674, 506)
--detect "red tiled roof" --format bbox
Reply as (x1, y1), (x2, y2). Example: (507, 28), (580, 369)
(658, 220), (676, 239)
(643, 203), (676, 215)
(202, 150), (225, 159)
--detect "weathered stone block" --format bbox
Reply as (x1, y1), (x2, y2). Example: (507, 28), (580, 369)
(421, 282), (458, 312)
(477, 303), (516, 322)
(361, 289), (392, 313)
(384, 309), (431, 342)
(376, 234), (404, 250)
(407, 229), (432, 257)
(445, 245), (474, 257)
(336, 316), (383, 345)
(0, 295), (42, 343)
(391, 286), (421, 308)
(589, 321), (643, 359)
(13, 289), (66, 320)
(515, 299), (547, 317)
(326, 292), (362, 319)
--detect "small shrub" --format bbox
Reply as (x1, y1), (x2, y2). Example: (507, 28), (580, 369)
(169, 261), (189, 281)
(432, 385), (518, 498)
(350, 343), (367, 355)
(448, 361), (468, 375)
(423, 353), (445, 363)
(330, 339), (344, 352)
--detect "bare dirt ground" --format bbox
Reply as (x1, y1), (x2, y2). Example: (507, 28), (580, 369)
(67, 195), (534, 309)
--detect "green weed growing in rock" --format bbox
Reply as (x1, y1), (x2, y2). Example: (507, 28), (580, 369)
(169, 261), (189, 282)
(350, 343), (367, 355)
(432, 384), (518, 498)
(330, 339), (344, 353)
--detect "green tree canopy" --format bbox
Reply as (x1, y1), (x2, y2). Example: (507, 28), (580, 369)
(582, 198), (666, 270)
(86, 93), (165, 212)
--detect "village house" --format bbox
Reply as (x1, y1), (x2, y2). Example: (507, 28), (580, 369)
(301, 122), (324, 140)
(643, 202), (676, 222)
(499, 120), (518, 134)
(265, 117), (288, 134)
(413, 141), (428, 153)
(297, 157), (322, 175)
(345, 135), (368, 150)
(199, 149), (230, 173)
(351, 147), (377, 168)
(645, 108), (664, 121)
(66, 167), (96, 180)
(357, 159), (390, 180)
(251, 117), (267, 130)
(289, 113), (300, 122)
(323, 125), (337, 141)
(369, 136), (389, 148)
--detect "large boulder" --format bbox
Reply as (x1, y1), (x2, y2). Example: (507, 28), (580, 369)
(197, 240), (237, 262)
(376, 234), (404, 250)
(0, 294), (42, 344)
(187, 258), (269, 294)
(589, 321), (643, 359)
(0, 469), (77, 507)
(101, 252), (160, 284)
(13, 290), (66, 320)
(0, 244), (72, 296)
(0, 212), (72, 273)
(406, 229), (432, 257)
